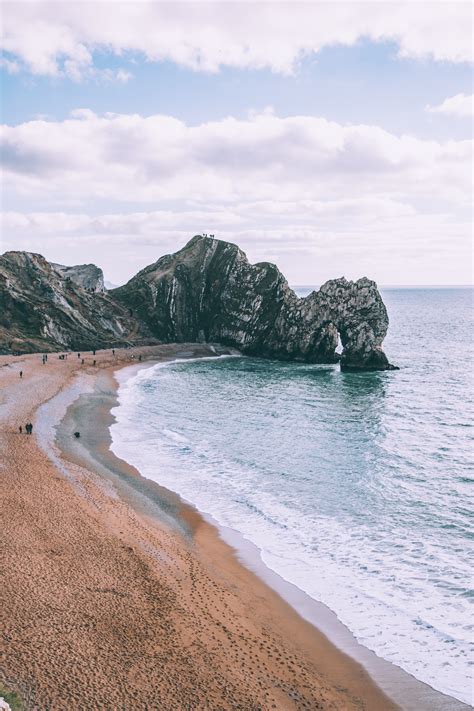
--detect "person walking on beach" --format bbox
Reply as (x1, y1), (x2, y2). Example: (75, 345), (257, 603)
(19, 370), (23, 378)
(19, 425), (22, 434)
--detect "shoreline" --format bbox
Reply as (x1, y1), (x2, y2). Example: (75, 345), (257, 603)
(102, 356), (469, 711)
(0, 345), (467, 709)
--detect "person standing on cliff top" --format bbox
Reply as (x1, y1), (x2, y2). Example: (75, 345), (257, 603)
(19, 370), (22, 378)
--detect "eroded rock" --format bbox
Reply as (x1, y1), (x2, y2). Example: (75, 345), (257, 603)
(0, 237), (396, 368)
(0, 251), (151, 352)
(52, 262), (105, 293)
(113, 235), (396, 370)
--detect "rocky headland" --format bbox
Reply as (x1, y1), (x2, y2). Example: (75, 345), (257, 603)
(0, 235), (396, 370)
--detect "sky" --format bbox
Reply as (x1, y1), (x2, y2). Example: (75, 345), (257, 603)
(1, 1), (473, 286)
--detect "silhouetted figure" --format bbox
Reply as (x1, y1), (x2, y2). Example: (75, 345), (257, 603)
(78, 353), (81, 358)
(93, 360), (96, 366)
(81, 359), (84, 364)
(93, 349), (96, 355)
(112, 349), (115, 356)
(25, 423), (32, 434)
(19, 370), (23, 378)
(19, 425), (22, 434)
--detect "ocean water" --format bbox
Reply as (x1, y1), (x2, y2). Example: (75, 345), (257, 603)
(111, 288), (473, 705)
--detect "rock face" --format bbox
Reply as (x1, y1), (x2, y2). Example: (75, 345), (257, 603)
(0, 236), (396, 369)
(113, 235), (396, 370)
(52, 262), (105, 293)
(0, 251), (151, 353)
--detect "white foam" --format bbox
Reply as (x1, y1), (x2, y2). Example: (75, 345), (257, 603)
(110, 358), (474, 707)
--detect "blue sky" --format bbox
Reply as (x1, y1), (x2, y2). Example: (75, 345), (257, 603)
(1, 2), (472, 285)
(3, 42), (472, 140)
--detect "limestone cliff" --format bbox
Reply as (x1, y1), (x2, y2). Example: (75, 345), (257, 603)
(0, 251), (151, 353)
(52, 262), (105, 293)
(1, 237), (396, 369)
(113, 235), (396, 370)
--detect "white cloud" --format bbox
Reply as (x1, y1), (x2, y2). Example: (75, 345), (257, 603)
(427, 93), (474, 118)
(0, 56), (20, 73)
(2, 203), (471, 287)
(115, 69), (133, 84)
(1, 109), (471, 284)
(2, 110), (471, 207)
(1, 1), (472, 79)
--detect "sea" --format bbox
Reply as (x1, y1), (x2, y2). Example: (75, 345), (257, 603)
(110, 287), (473, 705)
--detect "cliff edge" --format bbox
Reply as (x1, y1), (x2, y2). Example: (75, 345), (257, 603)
(1, 236), (396, 369)
(112, 235), (396, 370)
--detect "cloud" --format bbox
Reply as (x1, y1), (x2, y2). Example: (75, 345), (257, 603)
(1, 1), (472, 80)
(115, 69), (133, 84)
(1, 110), (471, 207)
(0, 56), (20, 73)
(2, 203), (471, 286)
(1, 109), (471, 284)
(427, 93), (474, 118)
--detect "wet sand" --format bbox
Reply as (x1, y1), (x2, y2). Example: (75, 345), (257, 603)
(0, 345), (466, 710)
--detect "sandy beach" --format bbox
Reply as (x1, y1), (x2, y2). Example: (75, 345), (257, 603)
(0, 345), (462, 710)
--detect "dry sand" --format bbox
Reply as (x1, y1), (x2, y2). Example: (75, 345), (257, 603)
(0, 345), (400, 710)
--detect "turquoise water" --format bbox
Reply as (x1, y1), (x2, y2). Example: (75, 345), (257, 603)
(111, 288), (473, 704)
